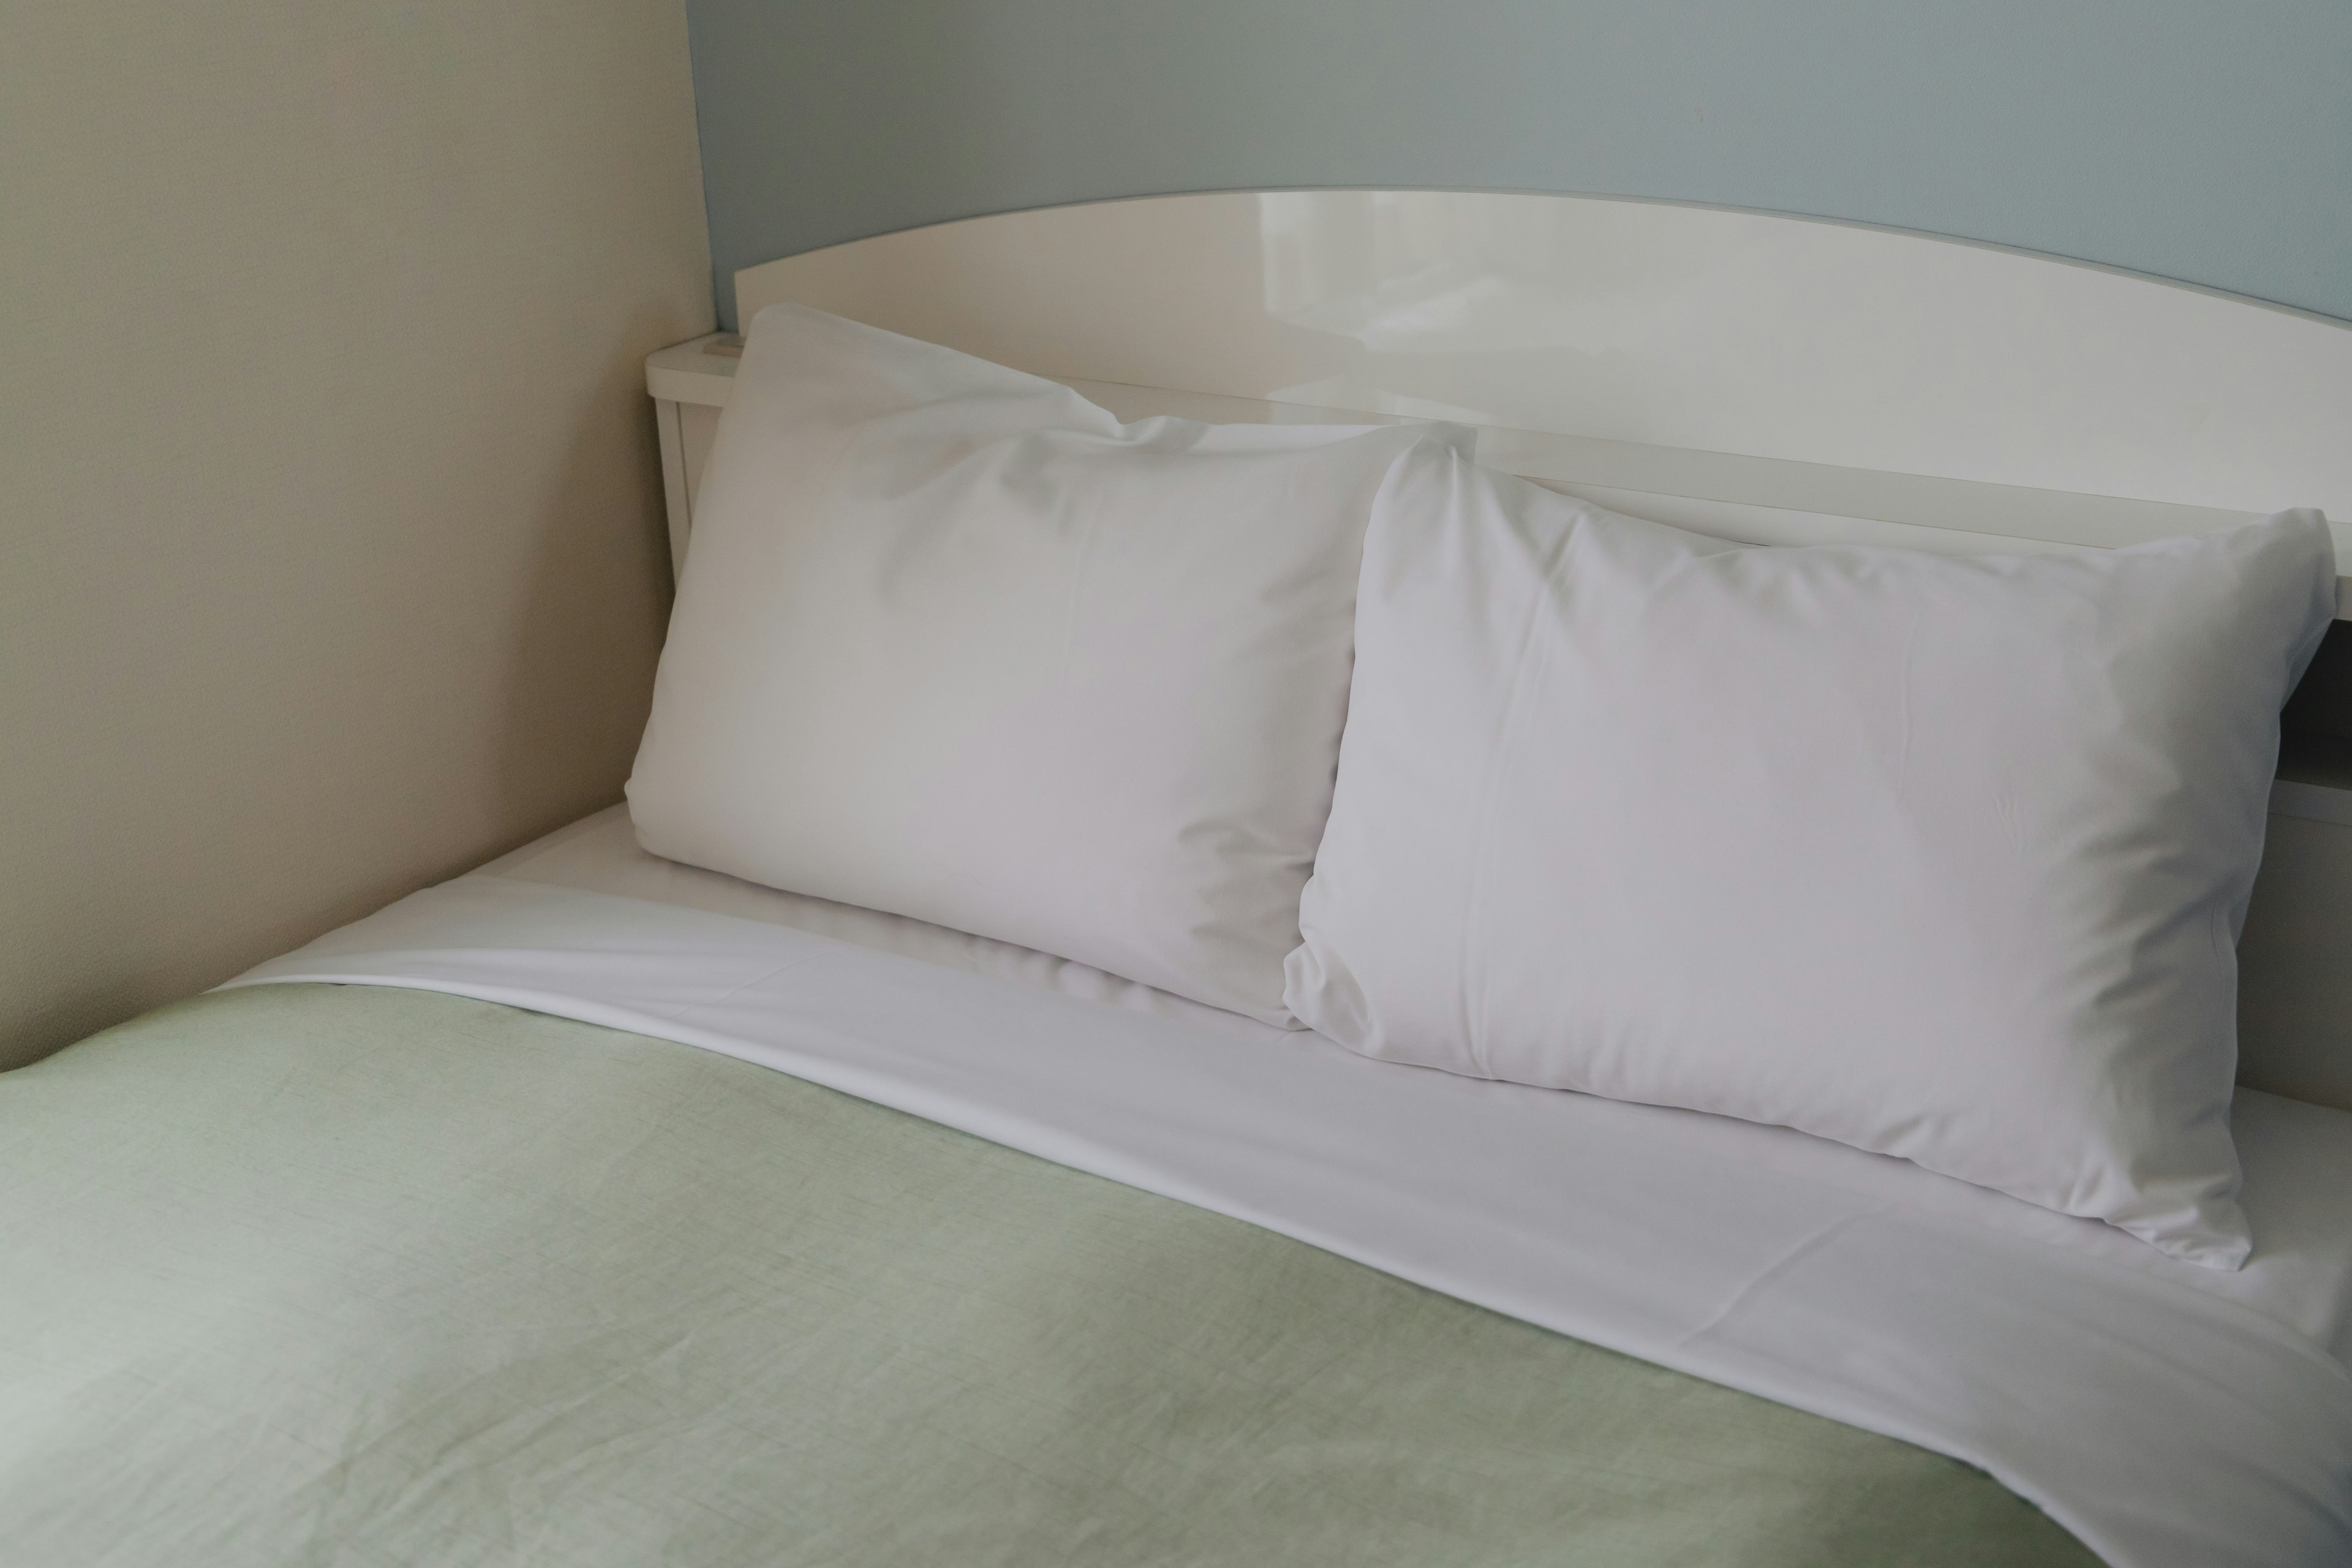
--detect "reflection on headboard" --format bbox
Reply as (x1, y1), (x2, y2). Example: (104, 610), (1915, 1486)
(645, 189), (2352, 1110)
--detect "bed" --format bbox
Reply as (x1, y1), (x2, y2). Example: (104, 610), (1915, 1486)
(8, 190), (2352, 1567)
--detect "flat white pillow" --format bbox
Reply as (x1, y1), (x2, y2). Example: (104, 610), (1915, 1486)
(628, 304), (1461, 1025)
(1289, 446), (2336, 1267)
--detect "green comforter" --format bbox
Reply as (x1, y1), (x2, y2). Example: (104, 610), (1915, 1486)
(1, 984), (2098, 1566)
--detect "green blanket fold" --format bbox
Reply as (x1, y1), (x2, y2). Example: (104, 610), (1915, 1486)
(1, 984), (2099, 1567)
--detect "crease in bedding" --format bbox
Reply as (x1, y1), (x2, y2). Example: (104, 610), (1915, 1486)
(213, 861), (2352, 1568)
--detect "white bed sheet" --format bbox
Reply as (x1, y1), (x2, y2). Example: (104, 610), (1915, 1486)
(483, 808), (2352, 1361)
(227, 806), (2352, 1568)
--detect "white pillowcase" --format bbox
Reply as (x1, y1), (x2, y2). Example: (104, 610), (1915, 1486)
(628, 304), (1461, 1025)
(1288, 445), (2336, 1267)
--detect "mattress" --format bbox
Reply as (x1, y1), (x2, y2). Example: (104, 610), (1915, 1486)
(12, 805), (2352, 1564)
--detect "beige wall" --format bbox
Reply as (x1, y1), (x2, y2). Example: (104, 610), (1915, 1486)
(0, 2), (713, 1069)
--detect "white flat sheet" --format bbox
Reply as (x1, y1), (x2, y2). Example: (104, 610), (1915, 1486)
(482, 809), (2352, 1360)
(228, 809), (2352, 1568)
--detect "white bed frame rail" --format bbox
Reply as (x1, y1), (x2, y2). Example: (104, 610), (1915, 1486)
(645, 190), (2352, 1109)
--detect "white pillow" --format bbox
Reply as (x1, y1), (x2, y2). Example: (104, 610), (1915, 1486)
(628, 304), (1461, 1025)
(1288, 446), (2336, 1267)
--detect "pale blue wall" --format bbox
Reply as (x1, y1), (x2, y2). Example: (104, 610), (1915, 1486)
(685, 0), (2351, 331)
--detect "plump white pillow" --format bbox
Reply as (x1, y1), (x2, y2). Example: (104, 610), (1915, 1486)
(628, 304), (1461, 1025)
(1288, 445), (2336, 1267)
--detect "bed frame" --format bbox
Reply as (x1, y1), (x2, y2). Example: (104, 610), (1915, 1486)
(643, 189), (2352, 1110)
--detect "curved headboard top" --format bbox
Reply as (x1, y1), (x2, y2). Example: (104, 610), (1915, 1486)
(736, 191), (2352, 568)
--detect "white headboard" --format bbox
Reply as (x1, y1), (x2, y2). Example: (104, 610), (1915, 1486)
(646, 189), (2352, 1108)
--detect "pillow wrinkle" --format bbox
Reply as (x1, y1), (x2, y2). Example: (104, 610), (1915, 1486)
(1459, 496), (1585, 1085)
